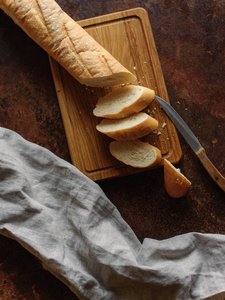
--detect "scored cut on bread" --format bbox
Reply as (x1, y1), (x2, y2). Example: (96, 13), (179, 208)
(164, 159), (191, 198)
(0, 0), (136, 87)
(93, 85), (155, 119)
(96, 112), (158, 141)
(110, 139), (162, 168)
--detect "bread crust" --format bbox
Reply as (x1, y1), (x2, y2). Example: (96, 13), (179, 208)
(151, 146), (162, 167)
(0, 0), (136, 87)
(93, 86), (155, 119)
(96, 113), (158, 141)
(164, 159), (191, 198)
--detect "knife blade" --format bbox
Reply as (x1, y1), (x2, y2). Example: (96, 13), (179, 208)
(155, 95), (225, 192)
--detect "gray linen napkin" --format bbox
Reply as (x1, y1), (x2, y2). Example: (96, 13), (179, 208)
(1, 126), (225, 300)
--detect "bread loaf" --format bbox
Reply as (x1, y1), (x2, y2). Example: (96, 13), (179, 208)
(93, 85), (155, 118)
(164, 159), (191, 198)
(0, 0), (136, 87)
(96, 112), (158, 141)
(110, 139), (162, 168)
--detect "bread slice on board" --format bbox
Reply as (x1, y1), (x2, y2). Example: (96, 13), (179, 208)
(0, 0), (136, 87)
(96, 112), (158, 141)
(93, 85), (155, 119)
(164, 159), (191, 198)
(110, 139), (162, 168)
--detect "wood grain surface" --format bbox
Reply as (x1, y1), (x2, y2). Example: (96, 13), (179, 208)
(49, 8), (182, 181)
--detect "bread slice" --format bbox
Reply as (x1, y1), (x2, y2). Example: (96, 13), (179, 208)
(110, 139), (162, 168)
(0, 0), (136, 87)
(164, 159), (191, 198)
(96, 112), (158, 141)
(93, 85), (155, 119)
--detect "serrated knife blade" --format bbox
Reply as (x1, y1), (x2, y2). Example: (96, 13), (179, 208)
(155, 95), (225, 192)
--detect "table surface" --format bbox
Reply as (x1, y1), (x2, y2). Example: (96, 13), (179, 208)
(0, 0), (224, 299)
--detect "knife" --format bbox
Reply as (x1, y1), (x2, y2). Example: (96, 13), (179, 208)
(155, 96), (225, 192)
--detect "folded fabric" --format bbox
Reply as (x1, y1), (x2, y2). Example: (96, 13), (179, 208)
(0, 126), (225, 300)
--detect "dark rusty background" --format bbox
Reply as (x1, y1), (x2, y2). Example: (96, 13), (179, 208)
(0, 0), (224, 299)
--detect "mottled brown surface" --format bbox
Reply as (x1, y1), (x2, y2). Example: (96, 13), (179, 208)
(0, 0), (224, 299)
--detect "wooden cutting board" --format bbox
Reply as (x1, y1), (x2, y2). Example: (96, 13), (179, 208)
(49, 8), (182, 181)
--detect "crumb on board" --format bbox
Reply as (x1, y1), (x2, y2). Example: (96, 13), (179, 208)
(161, 122), (167, 129)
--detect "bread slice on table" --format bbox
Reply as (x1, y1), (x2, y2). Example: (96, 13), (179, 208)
(93, 85), (155, 119)
(0, 0), (136, 87)
(164, 159), (191, 198)
(96, 112), (158, 141)
(110, 139), (162, 168)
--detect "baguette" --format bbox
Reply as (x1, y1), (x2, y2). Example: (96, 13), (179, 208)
(93, 85), (155, 118)
(96, 112), (158, 141)
(164, 159), (191, 198)
(110, 139), (162, 168)
(0, 0), (136, 87)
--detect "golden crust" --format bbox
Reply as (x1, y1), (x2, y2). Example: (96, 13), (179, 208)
(150, 146), (162, 167)
(0, 0), (136, 87)
(164, 159), (191, 198)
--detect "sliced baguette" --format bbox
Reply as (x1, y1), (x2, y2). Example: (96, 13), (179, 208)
(164, 159), (191, 198)
(93, 85), (155, 119)
(96, 112), (158, 141)
(110, 139), (162, 168)
(0, 0), (136, 87)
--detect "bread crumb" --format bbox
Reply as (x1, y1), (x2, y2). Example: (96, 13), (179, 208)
(177, 101), (181, 104)
(161, 122), (167, 129)
(133, 66), (137, 70)
(157, 132), (161, 135)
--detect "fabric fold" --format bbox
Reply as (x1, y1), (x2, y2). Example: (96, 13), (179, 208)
(0, 127), (225, 300)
